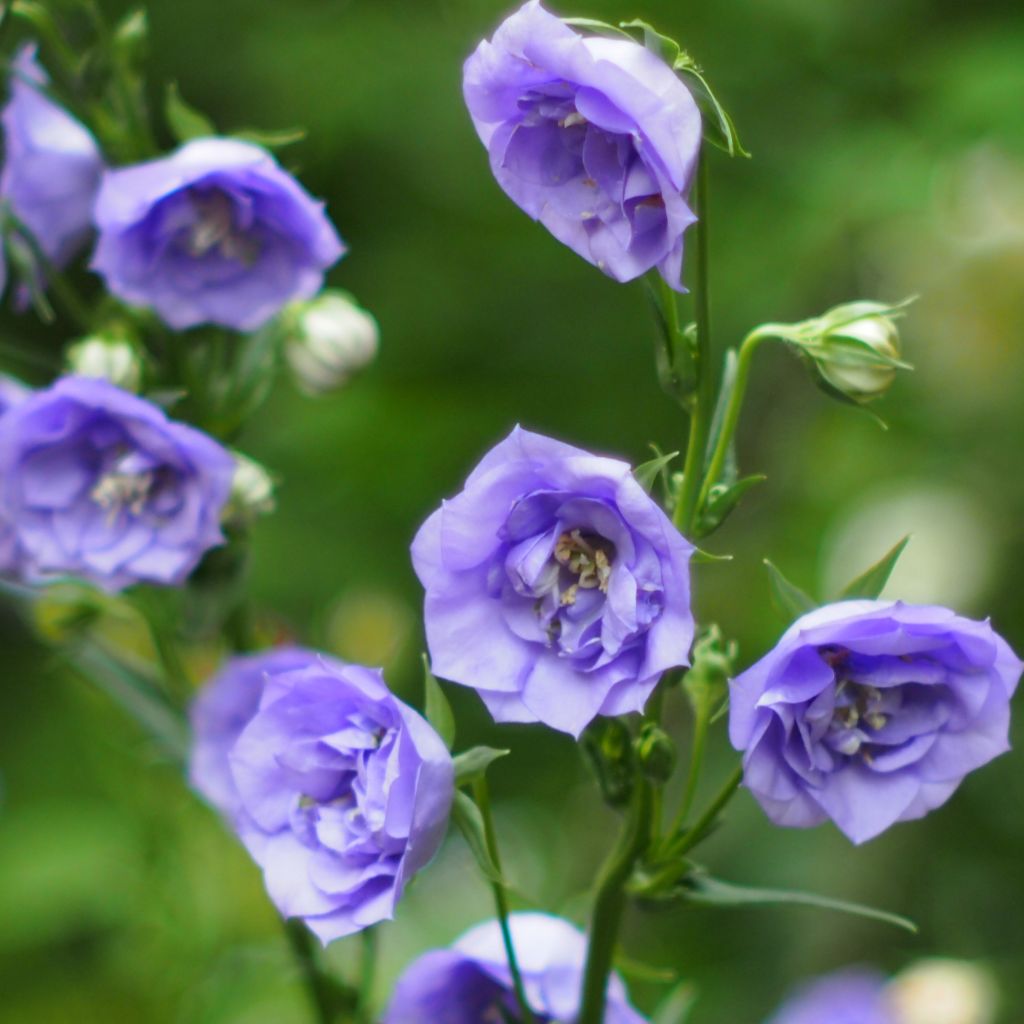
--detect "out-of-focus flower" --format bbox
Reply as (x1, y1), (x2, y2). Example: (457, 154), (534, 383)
(729, 600), (1022, 843)
(223, 451), (275, 526)
(0, 376), (234, 591)
(189, 648), (454, 944)
(463, 1), (701, 289)
(1, 45), (103, 286)
(283, 290), (379, 395)
(92, 138), (344, 331)
(412, 426), (694, 737)
(887, 959), (997, 1024)
(765, 969), (895, 1024)
(0, 373), (30, 574)
(65, 333), (143, 392)
(383, 913), (647, 1024)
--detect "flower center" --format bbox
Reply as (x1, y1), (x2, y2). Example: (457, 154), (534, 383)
(91, 468), (154, 521)
(825, 680), (891, 758)
(553, 528), (614, 606)
(186, 189), (261, 265)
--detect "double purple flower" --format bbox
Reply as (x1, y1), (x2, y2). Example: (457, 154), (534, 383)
(1, 45), (104, 294)
(464, 1), (701, 289)
(383, 913), (647, 1023)
(0, 376), (234, 591)
(92, 137), (344, 331)
(412, 427), (694, 737)
(730, 600), (1022, 843)
(189, 648), (454, 944)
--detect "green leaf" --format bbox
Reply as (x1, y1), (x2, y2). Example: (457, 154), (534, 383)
(690, 546), (733, 565)
(646, 283), (697, 409)
(634, 449), (679, 495)
(164, 81), (216, 143)
(673, 59), (750, 158)
(453, 746), (510, 788)
(563, 17), (633, 40)
(696, 474), (766, 537)
(681, 872), (918, 934)
(451, 791), (504, 885)
(703, 348), (740, 485)
(653, 981), (699, 1024)
(839, 535), (911, 601)
(423, 655), (455, 751)
(232, 126), (308, 150)
(763, 560), (817, 620)
(620, 18), (681, 66)
(614, 954), (677, 984)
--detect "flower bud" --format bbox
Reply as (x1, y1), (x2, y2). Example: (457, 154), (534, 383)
(284, 290), (379, 396)
(580, 717), (635, 808)
(65, 333), (143, 392)
(635, 723), (675, 782)
(887, 959), (997, 1024)
(223, 452), (275, 526)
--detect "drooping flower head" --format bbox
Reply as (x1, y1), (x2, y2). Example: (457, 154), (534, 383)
(730, 601), (1022, 843)
(463, 1), (701, 289)
(765, 969), (895, 1024)
(0, 376), (234, 590)
(189, 648), (454, 944)
(1, 45), (104, 287)
(383, 913), (648, 1023)
(92, 137), (344, 331)
(412, 427), (694, 737)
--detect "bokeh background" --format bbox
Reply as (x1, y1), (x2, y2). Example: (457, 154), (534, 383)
(2, 0), (1024, 1020)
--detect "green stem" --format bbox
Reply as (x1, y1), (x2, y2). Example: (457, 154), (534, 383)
(473, 777), (536, 1024)
(284, 919), (344, 1024)
(666, 762), (743, 859)
(694, 324), (781, 513)
(673, 151), (714, 536)
(356, 929), (377, 1024)
(578, 780), (652, 1024)
(668, 695), (712, 839)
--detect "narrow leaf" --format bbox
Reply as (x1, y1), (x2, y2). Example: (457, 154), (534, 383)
(763, 560), (817, 620)
(615, 954), (676, 984)
(653, 981), (699, 1024)
(232, 126), (308, 150)
(164, 81), (216, 143)
(690, 546), (733, 565)
(681, 873), (918, 934)
(620, 18), (681, 66)
(703, 348), (739, 485)
(423, 655), (455, 751)
(839, 536), (911, 601)
(634, 449), (679, 495)
(451, 791), (504, 885)
(673, 61), (750, 158)
(453, 746), (510, 788)
(563, 17), (633, 40)
(697, 474), (766, 537)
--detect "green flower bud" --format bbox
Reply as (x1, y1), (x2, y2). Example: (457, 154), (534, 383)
(635, 723), (675, 782)
(813, 301), (906, 402)
(65, 334), (143, 392)
(283, 290), (379, 396)
(224, 452), (275, 526)
(580, 717), (635, 808)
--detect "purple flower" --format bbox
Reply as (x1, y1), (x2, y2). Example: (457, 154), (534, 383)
(1, 45), (104, 288)
(411, 427), (694, 737)
(765, 969), (895, 1024)
(0, 374), (30, 574)
(730, 600), (1022, 843)
(0, 376), (234, 590)
(383, 913), (647, 1024)
(189, 648), (454, 944)
(463, 1), (700, 289)
(92, 137), (344, 331)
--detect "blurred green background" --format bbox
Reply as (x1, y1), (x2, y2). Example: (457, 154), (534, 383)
(2, 0), (1024, 1020)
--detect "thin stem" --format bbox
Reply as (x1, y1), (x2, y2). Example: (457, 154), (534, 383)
(356, 929), (377, 1024)
(668, 697), (712, 839)
(673, 152), (714, 536)
(578, 780), (652, 1024)
(694, 325), (780, 513)
(473, 777), (536, 1024)
(666, 762), (743, 859)
(284, 919), (342, 1024)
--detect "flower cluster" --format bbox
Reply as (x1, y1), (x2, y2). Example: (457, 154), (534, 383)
(729, 600), (1022, 843)
(383, 913), (647, 1023)
(190, 648), (454, 943)
(0, 376), (234, 590)
(412, 426), (695, 736)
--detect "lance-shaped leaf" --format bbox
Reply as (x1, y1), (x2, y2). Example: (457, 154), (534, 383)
(423, 655), (455, 751)
(673, 56), (750, 158)
(653, 982), (699, 1024)
(763, 560), (817, 620)
(563, 17), (634, 40)
(647, 283), (697, 409)
(451, 791), (505, 885)
(680, 871), (918, 933)
(164, 82), (216, 143)
(839, 535), (911, 601)
(620, 18), (682, 65)
(634, 448), (679, 496)
(232, 126), (308, 150)
(453, 746), (510, 789)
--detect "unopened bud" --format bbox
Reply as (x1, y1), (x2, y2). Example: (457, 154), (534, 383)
(224, 452), (275, 526)
(887, 959), (997, 1024)
(284, 291), (379, 396)
(580, 718), (635, 808)
(66, 334), (142, 392)
(635, 723), (675, 782)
